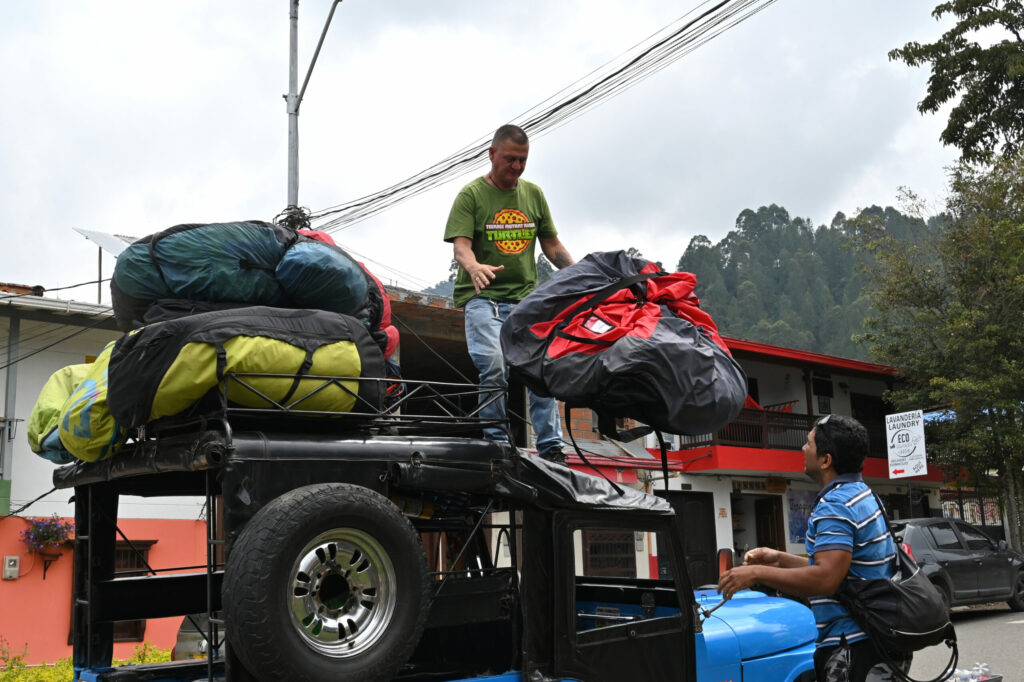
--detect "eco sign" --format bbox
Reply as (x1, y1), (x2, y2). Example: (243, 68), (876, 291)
(885, 409), (927, 479)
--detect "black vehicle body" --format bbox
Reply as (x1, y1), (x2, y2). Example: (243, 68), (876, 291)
(891, 517), (1024, 611)
(54, 376), (701, 682)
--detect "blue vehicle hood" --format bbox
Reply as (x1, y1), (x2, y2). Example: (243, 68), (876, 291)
(694, 588), (816, 660)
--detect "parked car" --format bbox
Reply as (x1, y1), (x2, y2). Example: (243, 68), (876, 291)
(170, 612), (224, 662)
(891, 517), (1024, 612)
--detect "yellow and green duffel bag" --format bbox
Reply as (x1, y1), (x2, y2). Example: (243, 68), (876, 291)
(106, 306), (385, 428)
(58, 342), (129, 462)
(28, 363), (92, 463)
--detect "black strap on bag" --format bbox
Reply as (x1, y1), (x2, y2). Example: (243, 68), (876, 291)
(654, 430), (671, 493)
(541, 270), (665, 351)
(836, 493), (958, 682)
(563, 405), (625, 496)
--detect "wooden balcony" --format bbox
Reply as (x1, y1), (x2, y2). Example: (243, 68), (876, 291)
(675, 409), (888, 459)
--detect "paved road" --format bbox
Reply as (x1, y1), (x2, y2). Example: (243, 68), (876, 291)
(909, 603), (1024, 682)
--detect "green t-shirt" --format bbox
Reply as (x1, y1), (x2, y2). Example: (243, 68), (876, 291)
(443, 177), (558, 308)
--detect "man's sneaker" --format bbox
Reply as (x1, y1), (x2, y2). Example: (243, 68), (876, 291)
(540, 447), (566, 464)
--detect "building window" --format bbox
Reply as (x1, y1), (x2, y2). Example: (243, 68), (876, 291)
(579, 529), (636, 578)
(69, 540), (157, 644)
(113, 540), (157, 641)
(817, 396), (831, 415)
(746, 377), (760, 404)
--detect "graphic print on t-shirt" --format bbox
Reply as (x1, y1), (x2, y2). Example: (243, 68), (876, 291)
(486, 208), (536, 255)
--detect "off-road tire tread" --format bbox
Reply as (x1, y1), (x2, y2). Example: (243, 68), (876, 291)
(223, 483), (430, 682)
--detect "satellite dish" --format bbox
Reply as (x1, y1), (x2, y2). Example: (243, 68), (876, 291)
(72, 227), (139, 304)
(72, 227), (137, 257)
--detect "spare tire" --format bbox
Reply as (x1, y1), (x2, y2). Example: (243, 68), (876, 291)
(223, 483), (430, 682)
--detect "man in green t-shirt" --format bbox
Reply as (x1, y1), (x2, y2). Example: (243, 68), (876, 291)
(443, 124), (575, 462)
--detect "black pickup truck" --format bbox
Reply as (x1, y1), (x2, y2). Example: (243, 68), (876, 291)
(55, 374), (814, 682)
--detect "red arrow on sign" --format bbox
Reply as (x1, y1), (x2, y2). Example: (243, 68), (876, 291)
(891, 469), (904, 475)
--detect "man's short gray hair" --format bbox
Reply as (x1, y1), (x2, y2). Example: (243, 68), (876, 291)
(492, 124), (528, 147)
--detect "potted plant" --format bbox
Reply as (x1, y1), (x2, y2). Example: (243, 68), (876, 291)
(20, 514), (74, 555)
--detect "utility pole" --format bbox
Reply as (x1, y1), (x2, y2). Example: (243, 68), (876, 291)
(286, 0), (300, 213)
(282, 0), (342, 230)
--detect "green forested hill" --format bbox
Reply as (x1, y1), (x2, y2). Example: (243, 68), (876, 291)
(424, 204), (942, 361)
(677, 204), (943, 361)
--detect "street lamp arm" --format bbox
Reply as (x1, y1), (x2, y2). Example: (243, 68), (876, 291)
(285, 0), (342, 215)
(296, 0), (343, 113)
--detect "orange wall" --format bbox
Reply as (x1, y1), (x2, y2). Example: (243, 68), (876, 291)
(0, 516), (208, 665)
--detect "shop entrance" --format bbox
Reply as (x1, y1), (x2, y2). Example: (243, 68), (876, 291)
(731, 493), (785, 558)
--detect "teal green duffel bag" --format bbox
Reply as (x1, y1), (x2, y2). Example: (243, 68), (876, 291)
(106, 306), (385, 428)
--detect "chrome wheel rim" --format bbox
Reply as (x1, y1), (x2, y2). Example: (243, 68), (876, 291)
(288, 528), (398, 658)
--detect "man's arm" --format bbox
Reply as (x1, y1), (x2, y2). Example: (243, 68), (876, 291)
(743, 546), (810, 569)
(539, 236), (574, 269)
(717, 548), (851, 600)
(453, 236), (504, 295)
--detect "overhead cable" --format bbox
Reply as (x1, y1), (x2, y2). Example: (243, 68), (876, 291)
(309, 0), (777, 233)
(0, 314), (114, 372)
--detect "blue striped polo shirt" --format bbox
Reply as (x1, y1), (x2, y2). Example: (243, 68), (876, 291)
(805, 473), (896, 648)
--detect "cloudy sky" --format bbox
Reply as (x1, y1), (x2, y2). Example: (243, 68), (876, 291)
(0, 0), (958, 302)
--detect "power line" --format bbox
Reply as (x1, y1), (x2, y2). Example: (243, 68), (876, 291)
(0, 278), (111, 302)
(0, 322), (101, 359)
(0, 488), (59, 518)
(0, 313), (114, 372)
(331, 240), (437, 291)
(0, 315), (109, 352)
(308, 0), (777, 233)
(0, 279), (116, 367)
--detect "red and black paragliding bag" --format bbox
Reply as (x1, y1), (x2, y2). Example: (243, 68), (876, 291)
(501, 250), (747, 437)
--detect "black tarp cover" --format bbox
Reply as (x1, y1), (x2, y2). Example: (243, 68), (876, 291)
(501, 250), (747, 436)
(106, 306), (385, 428)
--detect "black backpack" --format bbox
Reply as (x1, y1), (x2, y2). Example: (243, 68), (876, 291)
(835, 493), (958, 682)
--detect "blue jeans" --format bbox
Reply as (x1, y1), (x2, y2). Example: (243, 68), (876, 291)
(464, 297), (563, 454)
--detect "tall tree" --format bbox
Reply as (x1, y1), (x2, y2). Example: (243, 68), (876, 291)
(855, 155), (1024, 550)
(677, 236), (729, 323)
(674, 204), (918, 358)
(889, 1), (1024, 163)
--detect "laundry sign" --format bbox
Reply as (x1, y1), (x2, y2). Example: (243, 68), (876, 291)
(885, 409), (927, 479)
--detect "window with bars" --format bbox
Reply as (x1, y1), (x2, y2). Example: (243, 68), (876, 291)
(113, 540), (157, 641)
(69, 540), (157, 644)
(939, 488), (1002, 526)
(578, 529), (637, 578)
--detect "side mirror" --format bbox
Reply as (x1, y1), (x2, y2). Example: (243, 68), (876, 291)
(717, 548), (735, 578)
(998, 539), (1009, 551)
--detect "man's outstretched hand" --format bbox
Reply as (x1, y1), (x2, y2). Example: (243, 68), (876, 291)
(466, 263), (504, 294)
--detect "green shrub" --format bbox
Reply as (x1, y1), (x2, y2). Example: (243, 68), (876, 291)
(116, 642), (170, 666)
(0, 638), (169, 682)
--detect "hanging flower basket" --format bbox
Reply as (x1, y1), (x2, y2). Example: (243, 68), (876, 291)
(20, 514), (74, 554)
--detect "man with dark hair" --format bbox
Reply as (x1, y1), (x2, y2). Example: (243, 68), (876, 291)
(718, 414), (912, 681)
(444, 124), (575, 462)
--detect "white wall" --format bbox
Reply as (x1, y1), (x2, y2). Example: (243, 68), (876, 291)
(740, 358), (890, 417)
(741, 359), (804, 411)
(1, 314), (205, 519)
(670, 474), (735, 551)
